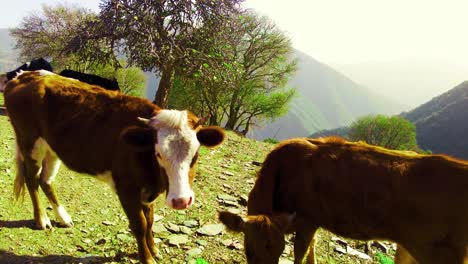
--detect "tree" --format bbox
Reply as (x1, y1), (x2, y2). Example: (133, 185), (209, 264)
(348, 115), (417, 150)
(11, 4), (146, 97)
(66, 0), (243, 108)
(89, 62), (146, 97)
(10, 3), (96, 71)
(169, 12), (296, 133)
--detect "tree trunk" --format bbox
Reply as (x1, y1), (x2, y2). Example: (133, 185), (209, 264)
(153, 64), (175, 108)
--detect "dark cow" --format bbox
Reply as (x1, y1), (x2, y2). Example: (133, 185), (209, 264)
(220, 137), (468, 264)
(0, 58), (53, 92)
(60, 69), (120, 91)
(4, 71), (225, 264)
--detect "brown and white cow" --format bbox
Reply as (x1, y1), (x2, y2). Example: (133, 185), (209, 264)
(4, 71), (225, 264)
(220, 137), (468, 264)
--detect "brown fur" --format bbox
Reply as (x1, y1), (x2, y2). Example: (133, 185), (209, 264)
(220, 137), (468, 264)
(4, 71), (225, 264)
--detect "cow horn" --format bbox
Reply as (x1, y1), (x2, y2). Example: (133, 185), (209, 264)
(137, 117), (150, 125)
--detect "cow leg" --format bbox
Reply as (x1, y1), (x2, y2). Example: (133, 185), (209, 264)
(22, 155), (52, 229)
(394, 244), (418, 264)
(294, 224), (318, 264)
(118, 189), (156, 264)
(142, 203), (158, 257)
(39, 151), (73, 227)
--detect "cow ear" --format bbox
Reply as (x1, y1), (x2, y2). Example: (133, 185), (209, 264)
(121, 126), (154, 151)
(219, 211), (245, 232)
(197, 126), (225, 148)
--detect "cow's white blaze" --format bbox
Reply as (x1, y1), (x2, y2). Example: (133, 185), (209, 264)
(153, 110), (200, 208)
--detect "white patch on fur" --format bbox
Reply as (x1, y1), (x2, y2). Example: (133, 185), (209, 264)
(39, 214), (52, 229)
(36, 69), (54, 76)
(42, 153), (61, 184)
(31, 138), (52, 169)
(152, 110), (199, 208)
(96, 171), (116, 192)
(54, 205), (73, 226)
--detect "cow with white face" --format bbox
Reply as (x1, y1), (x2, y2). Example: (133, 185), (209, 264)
(4, 71), (225, 264)
(139, 110), (205, 209)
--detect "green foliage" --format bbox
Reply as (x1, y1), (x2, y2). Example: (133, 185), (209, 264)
(89, 62), (146, 97)
(263, 138), (279, 144)
(66, 0), (244, 106)
(169, 12), (297, 132)
(348, 115), (417, 150)
(377, 252), (394, 264)
(10, 3), (97, 70)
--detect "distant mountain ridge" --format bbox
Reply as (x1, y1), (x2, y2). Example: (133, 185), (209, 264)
(310, 81), (468, 159)
(251, 50), (406, 140)
(402, 81), (468, 159)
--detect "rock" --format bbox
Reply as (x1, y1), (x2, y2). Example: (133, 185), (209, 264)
(168, 234), (189, 246)
(166, 222), (181, 233)
(226, 208), (242, 215)
(346, 246), (371, 260)
(195, 239), (208, 246)
(183, 220), (199, 228)
(154, 214), (164, 222)
(102, 221), (114, 226)
(217, 193), (237, 202)
(220, 200), (239, 207)
(180, 226), (193, 235)
(331, 236), (348, 247)
(371, 241), (389, 253)
(335, 245), (347, 254)
(196, 224), (225, 236)
(116, 234), (133, 242)
(186, 247), (202, 257)
(222, 171), (234, 176)
(152, 223), (168, 233)
(238, 195), (248, 206)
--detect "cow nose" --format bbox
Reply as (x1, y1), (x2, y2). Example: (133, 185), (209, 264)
(171, 197), (193, 209)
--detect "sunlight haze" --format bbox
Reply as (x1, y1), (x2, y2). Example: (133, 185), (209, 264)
(1, 0), (467, 107)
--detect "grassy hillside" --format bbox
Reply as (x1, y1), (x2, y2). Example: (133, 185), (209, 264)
(252, 50), (406, 140)
(0, 113), (396, 263)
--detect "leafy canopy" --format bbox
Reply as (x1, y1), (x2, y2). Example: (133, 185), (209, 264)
(348, 115), (417, 150)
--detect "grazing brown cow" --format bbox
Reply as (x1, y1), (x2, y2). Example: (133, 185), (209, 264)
(219, 137), (468, 264)
(4, 71), (225, 264)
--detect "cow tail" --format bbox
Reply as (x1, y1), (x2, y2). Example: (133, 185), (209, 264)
(13, 144), (26, 201)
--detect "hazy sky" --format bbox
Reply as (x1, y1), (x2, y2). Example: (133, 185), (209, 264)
(244, 0), (468, 66)
(1, 0), (468, 67)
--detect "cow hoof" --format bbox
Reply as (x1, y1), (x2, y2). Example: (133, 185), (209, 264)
(143, 257), (157, 264)
(152, 248), (162, 260)
(36, 215), (52, 230)
(59, 220), (74, 228)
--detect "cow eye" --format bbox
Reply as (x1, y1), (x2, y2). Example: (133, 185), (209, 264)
(156, 153), (162, 159)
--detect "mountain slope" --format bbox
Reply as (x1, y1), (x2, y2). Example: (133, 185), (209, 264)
(335, 59), (468, 108)
(251, 50), (406, 140)
(402, 81), (468, 159)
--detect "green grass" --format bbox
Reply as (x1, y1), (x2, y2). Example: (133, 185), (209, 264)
(0, 114), (395, 263)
